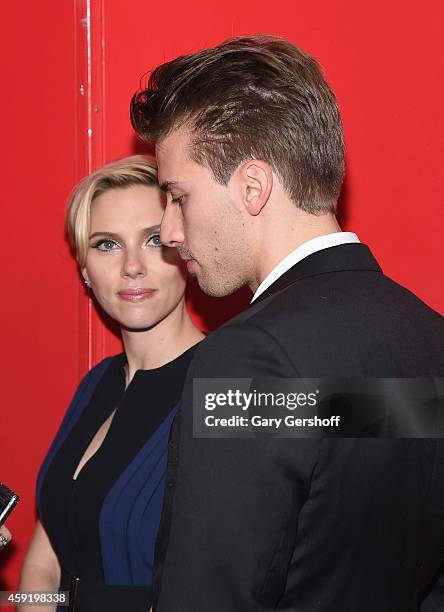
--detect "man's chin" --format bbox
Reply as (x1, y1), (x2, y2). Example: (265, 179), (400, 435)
(197, 272), (243, 298)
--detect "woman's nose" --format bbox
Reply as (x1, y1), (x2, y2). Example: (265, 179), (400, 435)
(121, 248), (147, 279)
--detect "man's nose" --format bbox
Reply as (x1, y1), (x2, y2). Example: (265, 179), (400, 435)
(160, 201), (185, 247)
(121, 247), (147, 279)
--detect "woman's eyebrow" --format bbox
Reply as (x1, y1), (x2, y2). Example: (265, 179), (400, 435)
(89, 231), (121, 240)
(89, 225), (161, 240)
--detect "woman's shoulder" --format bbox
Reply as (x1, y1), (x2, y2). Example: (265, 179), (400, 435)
(68, 353), (124, 409)
(79, 352), (124, 385)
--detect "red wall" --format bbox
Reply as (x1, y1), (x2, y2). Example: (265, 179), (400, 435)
(1, 0), (79, 594)
(1, 0), (443, 593)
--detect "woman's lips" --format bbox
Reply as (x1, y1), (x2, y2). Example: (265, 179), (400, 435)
(117, 289), (156, 302)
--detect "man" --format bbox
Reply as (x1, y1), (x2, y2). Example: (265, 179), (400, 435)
(131, 35), (444, 611)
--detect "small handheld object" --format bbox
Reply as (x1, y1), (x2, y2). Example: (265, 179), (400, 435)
(0, 482), (19, 526)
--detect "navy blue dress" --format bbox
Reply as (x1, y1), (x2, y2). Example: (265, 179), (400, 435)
(36, 345), (197, 611)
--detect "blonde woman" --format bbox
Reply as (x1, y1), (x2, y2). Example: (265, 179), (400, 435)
(19, 156), (204, 611)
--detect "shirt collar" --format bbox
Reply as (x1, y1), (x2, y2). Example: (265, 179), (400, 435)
(251, 232), (360, 303)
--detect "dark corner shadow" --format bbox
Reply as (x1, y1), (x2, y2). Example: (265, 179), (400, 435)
(336, 164), (350, 228)
(186, 277), (251, 332)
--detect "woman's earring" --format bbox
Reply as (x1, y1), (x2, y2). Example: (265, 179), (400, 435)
(84, 276), (92, 288)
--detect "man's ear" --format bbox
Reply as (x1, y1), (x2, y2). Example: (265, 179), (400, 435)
(238, 160), (273, 216)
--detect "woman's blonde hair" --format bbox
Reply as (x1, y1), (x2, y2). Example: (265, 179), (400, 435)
(65, 155), (158, 267)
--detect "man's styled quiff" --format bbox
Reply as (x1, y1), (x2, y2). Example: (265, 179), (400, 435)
(130, 35), (345, 214)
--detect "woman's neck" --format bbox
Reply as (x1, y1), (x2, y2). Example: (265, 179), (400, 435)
(121, 299), (204, 384)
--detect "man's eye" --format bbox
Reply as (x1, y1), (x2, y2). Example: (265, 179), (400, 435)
(92, 239), (119, 251)
(147, 234), (162, 247)
(171, 196), (184, 205)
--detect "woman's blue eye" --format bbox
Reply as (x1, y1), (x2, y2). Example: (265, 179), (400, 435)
(147, 234), (162, 247)
(94, 239), (119, 251)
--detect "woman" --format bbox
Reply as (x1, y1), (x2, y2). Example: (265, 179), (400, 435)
(19, 156), (204, 611)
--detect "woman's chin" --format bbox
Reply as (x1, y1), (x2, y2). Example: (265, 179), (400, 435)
(120, 318), (158, 332)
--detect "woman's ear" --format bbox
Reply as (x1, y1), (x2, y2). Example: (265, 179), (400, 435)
(81, 267), (91, 287)
(239, 160), (273, 216)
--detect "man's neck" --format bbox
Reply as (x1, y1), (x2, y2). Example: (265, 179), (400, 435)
(249, 212), (342, 293)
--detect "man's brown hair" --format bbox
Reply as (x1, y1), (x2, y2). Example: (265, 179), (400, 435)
(130, 35), (344, 214)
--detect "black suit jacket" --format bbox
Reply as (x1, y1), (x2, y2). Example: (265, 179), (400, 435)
(154, 243), (444, 611)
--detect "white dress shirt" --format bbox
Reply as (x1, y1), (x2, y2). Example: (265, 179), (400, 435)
(251, 232), (360, 303)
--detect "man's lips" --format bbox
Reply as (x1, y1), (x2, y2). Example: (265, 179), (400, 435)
(178, 252), (198, 272)
(179, 251), (197, 272)
(117, 288), (156, 302)
(178, 250), (195, 262)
